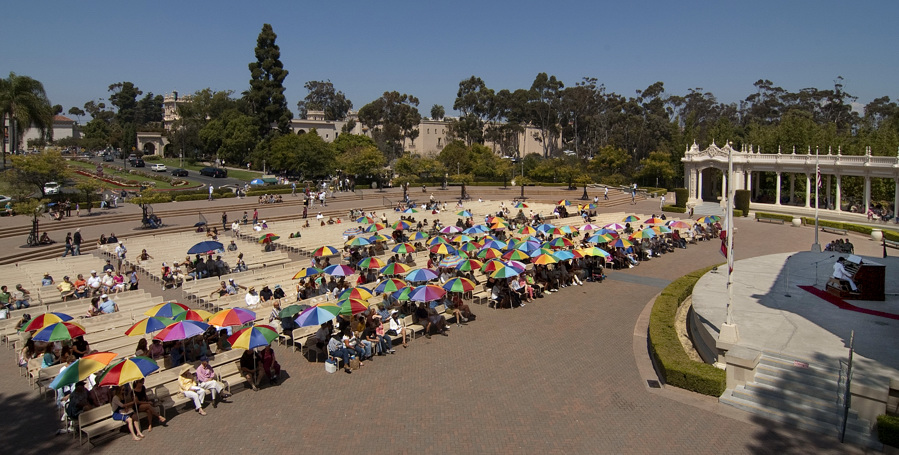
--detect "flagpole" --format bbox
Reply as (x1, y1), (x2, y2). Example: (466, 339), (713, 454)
(720, 144), (738, 345)
(812, 147), (821, 252)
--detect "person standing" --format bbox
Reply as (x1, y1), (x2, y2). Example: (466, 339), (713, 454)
(208, 184), (214, 201)
(660, 195), (666, 210)
(72, 229), (82, 256)
(291, 181), (296, 196)
(252, 209), (259, 225)
(221, 211), (228, 232)
(302, 205), (307, 219)
(604, 186), (609, 200)
(62, 232), (74, 257)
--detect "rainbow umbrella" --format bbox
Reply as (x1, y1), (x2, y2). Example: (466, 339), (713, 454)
(228, 325), (280, 350)
(490, 223), (508, 231)
(457, 210), (472, 217)
(529, 247), (554, 258)
(368, 234), (391, 243)
(392, 243), (416, 254)
(482, 239), (508, 250)
(405, 268), (439, 282)
(545, 237), (574, 249)
(208, 308), (257, 327)
(588, 233), (615, 244)
(153, 320), (210, 342)
(144, 301), (190, 319)
(516, 226), (537, 236)
(458, 242), (479, 255)
(463, 225), (489, 234)
(579, 247), (610, 258)
(97, 356), (159, 387)
(403, 207), (419, 214)
(49, 352), (117, 389)
(506, 260), (527, 272)
(409, 284), (447, 302)
(295, 304), (341, 327)
(364, 223), (387, 232)
(32, 322), (85, 342)
(455, 258), (484, 272)
(612, 238), (634, 248)
(557, 199), (571, 206)
(23, 312), (74, 332)
(477, 248), (504, 260)
(644, 217), (665, 224)
(343, 228), (364, 238)
(257, 233), (280, 243)
(357, 257), (387, 270)
(622, 215), (640, 223)
(697, 215), (720, 224)
(667, 220), (691, 229)
(392, 220), (412, 230)
(392, 287), (415, 301)
(430, 243), (457, 255)
(173, 309), (213, 322)
(491, 265), (521, 279)
(339, 286), (373, 300)
(553, 250), (575, 261)
(293, 267), (322, 279)
(442, 277), (476, 293)
(439, 255), (465, 268)
(481, 259), (507, 273)
(125, 317), (176, 336)
(440, 225), (462, 234)
(631, 228), (657, 240)
(535, 223), (556, 233)
(578, 224), (601, 232)
(513, 202), (528, 208)
(338, 298), (370, 316)
(375, 278), (408, 294)
(503, 249), (531, 261)
(428, 236), (450, 246)
(380, 262), (412, 276)
(451, 234), (473, 243)
(279, 304), (311, 319)
(656, 225), (672, 234)
(532, 253), (558, 265)
(604, 223), (625, 231)
(356, 216), (376, 224)
(345, 237), (371, 247)
(410, 231), (429, 241)
(323, 264), (355, 277)
(313, 246), (340, 257)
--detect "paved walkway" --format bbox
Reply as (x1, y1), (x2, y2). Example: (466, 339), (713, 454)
(1, 196), (883, 454)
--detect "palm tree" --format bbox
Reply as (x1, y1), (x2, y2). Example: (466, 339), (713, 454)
(0, 72), (53, 168)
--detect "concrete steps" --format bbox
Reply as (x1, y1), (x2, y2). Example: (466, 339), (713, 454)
(720, 352), (881, 450)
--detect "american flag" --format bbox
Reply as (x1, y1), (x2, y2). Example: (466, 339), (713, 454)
(816, 163), (822, 188)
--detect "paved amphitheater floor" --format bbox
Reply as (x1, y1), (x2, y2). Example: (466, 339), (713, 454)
(0, 193), (888, 454)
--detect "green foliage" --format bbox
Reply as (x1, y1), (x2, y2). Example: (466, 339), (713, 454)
(128, 193), (174, 204)
(648, 265), (726, 396)
(798, 218), (896, 238)
(266, 131), (335, 178)
(173, 192), (236, 202)
(662, 205), (686, 213)
(12, 198), (46, 221)
(635, 150), (676, 187)
(247, 24), (293, 138)
(674, 188), (689, 207)
(878, 415), (899, 447)
(734, 190), (750, 216)
(332, 134), (376, 154)
(336, 145), (385, 179)
(0, 72), (53, 164)
(199, 109), (259, 165)
(6, 150), (71, 197)
(430, 104), (445, 121)
(245, 187), (293, 196)
(357, 91), (421, 160)
(754, 212), (794, 222)
(297, 80), (352, 121)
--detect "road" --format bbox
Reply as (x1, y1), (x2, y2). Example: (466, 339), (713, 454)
(79, 155), (248, 189)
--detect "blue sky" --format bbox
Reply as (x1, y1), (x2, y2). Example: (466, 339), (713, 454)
(3, 1), (896, 118)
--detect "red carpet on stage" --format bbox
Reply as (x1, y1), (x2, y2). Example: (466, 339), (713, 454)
(798, 285), (899, 321)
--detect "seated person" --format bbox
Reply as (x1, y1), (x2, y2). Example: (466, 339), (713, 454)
(57, 276), (76, 301)
(39, 232), (54, 245)
(831, 257), (858, 292)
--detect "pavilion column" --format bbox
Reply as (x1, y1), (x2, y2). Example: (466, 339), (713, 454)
(789, 174), (795, 203)
(864, 176), (871, 213)
(894, 178), (899, 220)
(775, 172), (782, 205)
(753, 172), (759, 198)
(746, 171), (753, 198)
(689, 167), (697, 200)
(804, 173), (811, 208)
(697, 169), (704, 202)
(721, 171), (727, 199)
(835, 174), (842, 212)
(826, 175), (832, 210)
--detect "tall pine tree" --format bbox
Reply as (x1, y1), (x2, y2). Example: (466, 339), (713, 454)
(247, 24), (292, 139)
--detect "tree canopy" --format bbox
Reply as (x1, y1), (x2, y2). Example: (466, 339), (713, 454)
(246, 23), (293, 138)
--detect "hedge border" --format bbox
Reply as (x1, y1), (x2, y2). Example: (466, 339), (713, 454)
(648, 265), (726, 396)
(878, 414), (899, 447)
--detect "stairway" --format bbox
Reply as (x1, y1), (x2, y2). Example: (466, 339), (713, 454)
(719, 352), (881, 450)
(691, 201), (725, 217)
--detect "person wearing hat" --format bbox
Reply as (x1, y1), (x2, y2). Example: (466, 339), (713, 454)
(41, 272), (54, 286)
(100, 270), (115, 294)
(98, 294), (118, 314)
(102, 259), (115, 274)
(178, 364), (208, 415)
(245, 287), (260, 308)
(259, 285), (274, 304)
(196, 356), (230, 407)
(272, 284), (285, 305)
(86, 270), (102, 296)
(12, 284), (31, 309)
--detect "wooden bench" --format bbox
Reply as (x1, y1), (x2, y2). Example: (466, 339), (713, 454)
(77, 403), (150, 447)
(756, 215), (785, 224)
(821, 226), (848, 235)
(884, 239), (899, 250)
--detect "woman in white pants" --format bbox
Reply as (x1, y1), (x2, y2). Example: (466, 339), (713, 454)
(178, 365), (207, 416)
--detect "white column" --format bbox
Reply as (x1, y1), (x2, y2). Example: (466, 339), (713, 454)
(775, 172), (782, 205)
(864, 176), (871, 213)
(826, 175), (832, 209)
(894, 178), (899, 221)
(721, 171), (727, 199)
(835, 174), (842, 212)
(789, 174), (795, 203)
(697, 169), (704, 202)
(804, 173), (811, 208)
(746, 171), (752, 197)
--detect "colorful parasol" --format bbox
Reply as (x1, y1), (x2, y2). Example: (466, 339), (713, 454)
(375, 278), (408, 294)
(125, 317), (175, 336)
(391, 243), (416, 254)
(228, 325), (280, 350)
(23, 312), (74, 332)
(409, 284), (447, 302)
(173, 309), (213, 323)
(405, 268), (439, 282)
(144, 301), (190, 319)
(313, 246), (340, 257)
(442, 277), (476, 293)
(380, 262), (412, 276)
(208, 308), (257, 327)
(32, 322), (86, 342)
(323, 264), (355, 277)
(338, 298), (370, 316)
(97, 356), (159, 387)
(357, 257), (387, 270)
(49, 352), (117, 389)
(295, 304), (341, 327)
(153, 320), (210, 342)
(258, 233), (280, 243)
(338, 286), (373, 301)
(293, 267), (322, 279)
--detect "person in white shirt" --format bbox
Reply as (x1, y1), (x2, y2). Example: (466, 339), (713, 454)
(316, 212), (324, 220)
(832, 257), (858, 291)
(86, 271), (102, 296)
(245, 287), (261, 307)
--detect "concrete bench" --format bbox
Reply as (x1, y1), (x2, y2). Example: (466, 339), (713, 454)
(756, 215), (785, 224)
(821, 226), (848, 236)
(885, 239), (899, 250)
(77, 403), (150, 447)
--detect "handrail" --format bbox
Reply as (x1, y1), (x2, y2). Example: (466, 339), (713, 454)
(840, 329), (855, 443)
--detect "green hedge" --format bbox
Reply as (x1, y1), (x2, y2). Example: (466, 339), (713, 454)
(755, 212), (793, 222)
(674, 188), (688, 208)
(648, 265), (726, 396)
(662, 205), (686, 213)
(798, 218), (899, 240)
(174, 193), (237, 202)
(734, 190), (750, 217)
(878, 414), (899, 447)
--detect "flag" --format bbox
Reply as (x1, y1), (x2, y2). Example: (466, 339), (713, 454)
(816, 163), (822, 188)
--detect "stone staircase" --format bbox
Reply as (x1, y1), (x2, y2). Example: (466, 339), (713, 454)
(720, 351), (881, 450)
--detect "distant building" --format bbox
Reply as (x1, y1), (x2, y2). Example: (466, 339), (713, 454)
(13, 115), (79, 149)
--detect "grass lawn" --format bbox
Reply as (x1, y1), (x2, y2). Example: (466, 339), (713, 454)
(67, 160), (180, 189)
(149, 158), (263, 182)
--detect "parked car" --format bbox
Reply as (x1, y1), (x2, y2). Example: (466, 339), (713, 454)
(133, 159), (145, 167)
(199, 167), (227, 178)
(103, 154), (115, 162)
(150, 163), (167, 172)
(171, 168), (189, 177)
(44, 182), (61, 195)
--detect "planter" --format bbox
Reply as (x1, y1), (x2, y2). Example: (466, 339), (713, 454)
(871, 229), (883, 242)
(791, 217), (802, 227)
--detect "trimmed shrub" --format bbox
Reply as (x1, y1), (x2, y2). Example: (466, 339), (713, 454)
(662, 205), (686, 213)
(734, 190), (750, 216)
(648, 265), (726, 396)
(878, 414), (899, 447)
(174, 193), (236, 202)
(674, 188), (688, 208)
(755, 212), (793, 222)
(128, 193), (174, 204)
(732, 209), (744, 217)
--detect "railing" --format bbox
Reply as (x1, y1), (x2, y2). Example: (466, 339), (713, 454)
(840, 329), (855, 443)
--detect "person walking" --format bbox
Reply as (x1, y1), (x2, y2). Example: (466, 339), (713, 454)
(604, 186), (609, 200)
(62, 232), (74, 257)
(72, 229), (82, 256)
(222, 212), (228, 232)
(660, 195), (665, 210)
(291, 181), (296, 196)
(208, 184), (214, 201)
